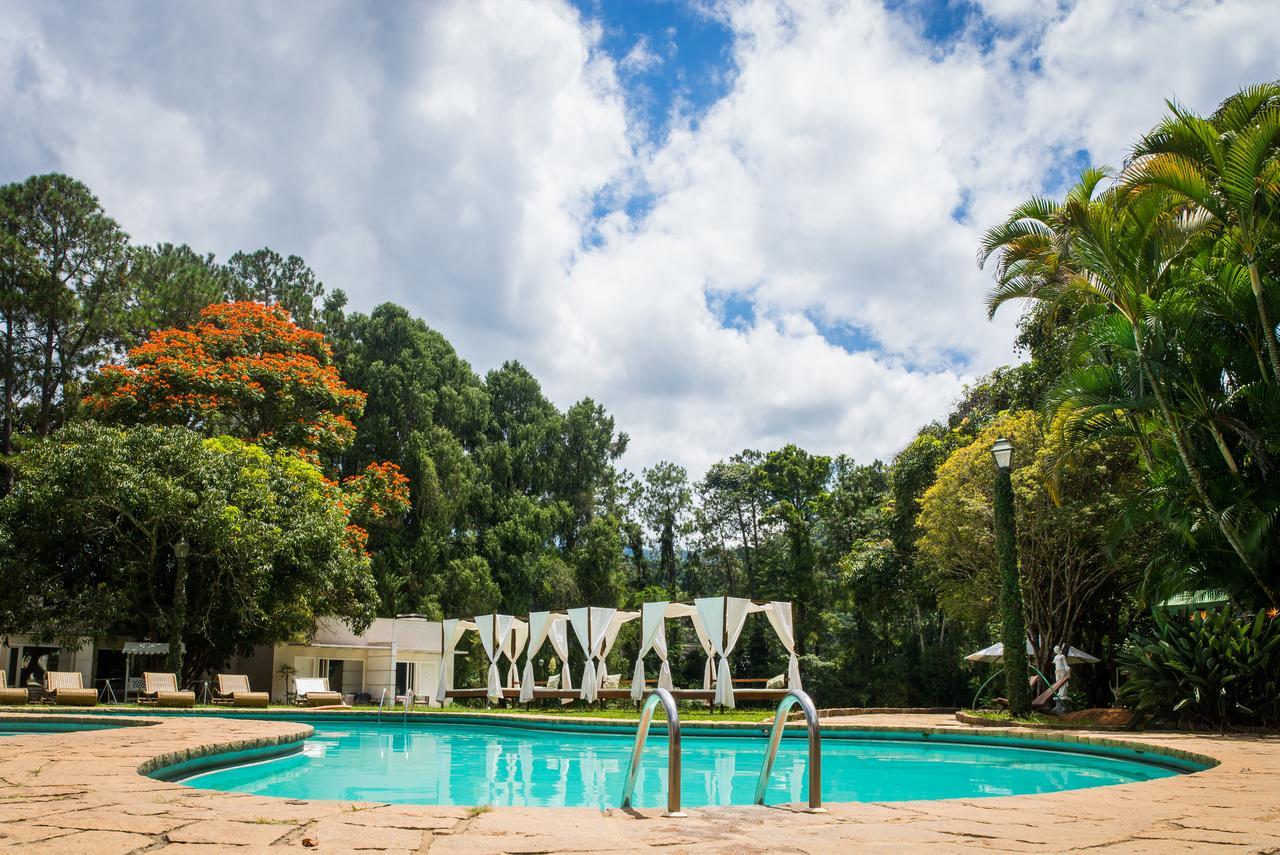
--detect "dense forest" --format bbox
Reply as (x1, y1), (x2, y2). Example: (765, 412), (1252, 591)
(2, 83), (1278, 720)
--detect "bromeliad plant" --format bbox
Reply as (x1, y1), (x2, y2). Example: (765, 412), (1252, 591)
(1117, 608), (1280, 728)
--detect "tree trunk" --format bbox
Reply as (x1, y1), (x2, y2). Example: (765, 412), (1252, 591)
(166, 552), (188, 676)
(1, 314), (13, 495)
(660, 519), (676, 589)
(38, 321), (55, 435)
(1248, 261), (1280, 382)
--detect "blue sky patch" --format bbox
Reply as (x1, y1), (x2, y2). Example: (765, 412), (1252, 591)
(705, 290), (757, 330)
(571, 0), (735, 141)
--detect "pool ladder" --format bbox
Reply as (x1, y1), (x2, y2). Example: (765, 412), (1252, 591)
(755, 690), (825, 812)
(619, 687), (824, 815)
(620, 687), (685, 816)
(377, 688), (415, 723)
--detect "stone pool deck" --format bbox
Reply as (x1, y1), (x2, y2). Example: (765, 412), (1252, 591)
(1, 710), (1277, 853)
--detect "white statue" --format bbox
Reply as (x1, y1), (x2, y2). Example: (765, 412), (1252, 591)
(1052, 645), (1070, 713)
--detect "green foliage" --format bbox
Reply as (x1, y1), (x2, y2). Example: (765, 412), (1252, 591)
(1117, 610), (1280, 727)
(0, 422), (375, 679)
(981, 84), (1280, 606)
(0, 173), (129, 444)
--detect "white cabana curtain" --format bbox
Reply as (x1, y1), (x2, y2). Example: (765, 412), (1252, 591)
(690, 612), (715, 690)
(632, 602), (666, 700)
(631, 602), (685, 699)
(568, 606), (615, 702)
(503, 618), (529, 689)
(695, 596), (755, 708)
(520, 612), (560, 703)
(547, 618), (573, 692)
(476, 613), (514, 703)
(764, 601), (802, 690)
(596, 611), (638, 690)
(433, 618), (476, 705)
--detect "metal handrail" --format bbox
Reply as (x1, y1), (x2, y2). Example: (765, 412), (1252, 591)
(620, 687), (685, 817)
(754, 689), (825, 812)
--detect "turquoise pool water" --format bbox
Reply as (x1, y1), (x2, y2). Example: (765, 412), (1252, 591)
(179, 720), (1197, 808)
(0, 721), (123, 736)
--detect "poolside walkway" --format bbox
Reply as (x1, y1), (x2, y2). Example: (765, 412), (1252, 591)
(1, 711), (1277, 853)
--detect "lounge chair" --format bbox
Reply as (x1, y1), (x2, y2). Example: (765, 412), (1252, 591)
(139, 672), (195, 708)
(43, 672), (98, 706)
(212, 674), (269, 708)
(1032, 674), (1071, 710)
(0, 671), (29, 705)
(293, 677), (345, 707)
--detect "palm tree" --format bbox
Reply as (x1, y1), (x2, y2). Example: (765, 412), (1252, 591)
(981, 171), (1277, 604)
(1123, 84), (1280, 381)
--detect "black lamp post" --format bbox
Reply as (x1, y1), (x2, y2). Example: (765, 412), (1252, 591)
(167, 537), (190, 676)
(991, 438), (1029, 716)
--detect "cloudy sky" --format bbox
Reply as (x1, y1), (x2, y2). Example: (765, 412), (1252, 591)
(3, 0), (1278, 478)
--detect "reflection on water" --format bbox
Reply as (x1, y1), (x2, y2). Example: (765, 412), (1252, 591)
(185, 722), (1180, 809)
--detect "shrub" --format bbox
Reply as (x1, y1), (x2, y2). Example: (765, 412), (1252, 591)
(1117, 609), (1280, 728)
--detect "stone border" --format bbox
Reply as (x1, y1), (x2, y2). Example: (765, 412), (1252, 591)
(954, 709), (1130, 731)
(138, 722), (313, 778)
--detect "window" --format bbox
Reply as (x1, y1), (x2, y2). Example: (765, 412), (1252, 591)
(395, 661), (416, 696)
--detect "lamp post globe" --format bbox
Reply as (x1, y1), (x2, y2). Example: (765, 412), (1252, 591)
(991, 437), (1014, 471)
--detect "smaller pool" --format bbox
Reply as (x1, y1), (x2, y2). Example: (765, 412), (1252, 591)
(0, 721), (124, 736)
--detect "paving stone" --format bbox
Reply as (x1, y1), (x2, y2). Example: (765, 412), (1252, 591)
(2, 829), (154, 854)
(165, 817), (294, 846)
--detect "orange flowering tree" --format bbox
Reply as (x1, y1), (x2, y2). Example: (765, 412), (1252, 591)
(86, 301), (411, 536)
(86, 301), (364, 454)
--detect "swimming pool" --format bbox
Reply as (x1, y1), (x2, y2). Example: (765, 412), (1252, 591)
(176, 720), (1202, 809)
(0, 720), (124, 736)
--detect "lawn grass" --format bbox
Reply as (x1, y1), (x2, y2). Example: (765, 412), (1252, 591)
(964, 709), (1057, 726)
(0, 701), (774, 723)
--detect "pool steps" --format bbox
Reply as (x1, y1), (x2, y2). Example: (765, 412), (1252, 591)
(621, 688), (825, 815)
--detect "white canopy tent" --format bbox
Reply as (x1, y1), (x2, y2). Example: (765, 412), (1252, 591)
(630, 598), (803, 708)
(433, 618), (477, 705)
(519, 611), (573, 702)
(471, 614), (528, 703)
(122, 641), (170, 702)
(566, 607), (639, 702)
(629, 602), (695, 700)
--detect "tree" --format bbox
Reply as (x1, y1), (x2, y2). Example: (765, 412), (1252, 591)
(1123, 84), (1280, 380)
(0, 174), (129, 441)
(226, 248), (325, 329)
(698, 451), (766, 589)
(0, 423), (377, 679)
(84, 301), (366, 456)
(641, 461), (692, 589)
(917, 411), (1143, 673)
(121, 243), (233, 346)
(757, 444), (832, 652)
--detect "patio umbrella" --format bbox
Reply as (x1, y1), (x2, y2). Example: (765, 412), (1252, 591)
(964, 640), (1100, 665)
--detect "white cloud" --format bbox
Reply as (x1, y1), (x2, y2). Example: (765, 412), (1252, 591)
(1, 0), (1277, 479)
(620, 36), (663, 73)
